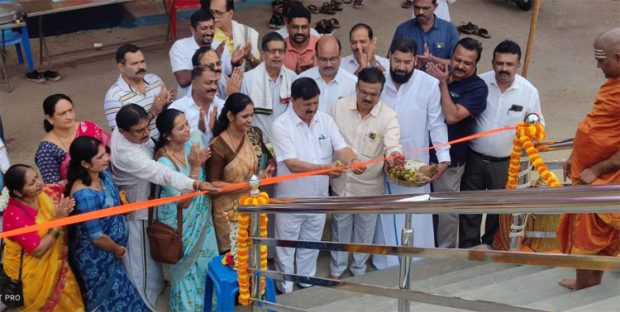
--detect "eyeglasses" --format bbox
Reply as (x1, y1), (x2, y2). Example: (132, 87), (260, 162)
(357, 88), (380, 98)
(202, 60), (222, 68)
(210, 9), (228, 17)
(317, 56), (339, 63)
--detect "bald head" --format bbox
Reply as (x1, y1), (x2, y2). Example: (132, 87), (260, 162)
(315, 35), (342, 80)
(594, 27), (620, 79)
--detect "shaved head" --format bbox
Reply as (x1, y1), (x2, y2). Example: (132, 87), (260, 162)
(594, 27), (620, 79)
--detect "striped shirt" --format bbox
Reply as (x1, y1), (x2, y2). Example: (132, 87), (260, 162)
(104, 73), (164, 139)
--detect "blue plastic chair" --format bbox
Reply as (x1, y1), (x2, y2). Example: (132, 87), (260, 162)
(204, 255), (277, 311)
(0, 0), (35, 74)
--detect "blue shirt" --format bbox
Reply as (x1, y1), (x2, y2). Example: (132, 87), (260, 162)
(431, 72), (488, 166)
(391, 16), (459, 60)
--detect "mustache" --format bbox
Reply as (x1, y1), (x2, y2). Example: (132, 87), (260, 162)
(207, 88), (217, 93)
(498, 71), (510, 76)
(136, 69), (146, 74)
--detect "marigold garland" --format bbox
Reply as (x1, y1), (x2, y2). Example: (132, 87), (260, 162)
(506, 122), (562, 189)
(237, 191), (269, 306)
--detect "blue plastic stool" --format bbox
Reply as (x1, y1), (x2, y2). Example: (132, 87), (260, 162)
(204, 255), (276, 311)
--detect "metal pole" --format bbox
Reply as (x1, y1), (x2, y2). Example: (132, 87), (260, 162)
(510, 151), (531, 250)
(250, 210), (261, 311)
(398, 213), (413, 312)
(248, 175), (262, 311)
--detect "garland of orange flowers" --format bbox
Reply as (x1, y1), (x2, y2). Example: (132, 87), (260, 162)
(237, 191), (269, 306)
(506, 122), (562, 189)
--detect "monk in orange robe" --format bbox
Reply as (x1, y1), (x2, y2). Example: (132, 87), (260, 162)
(557, 27), (620, 290)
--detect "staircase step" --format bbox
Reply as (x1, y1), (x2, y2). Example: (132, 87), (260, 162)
(307, 294), (470, 312)
(277, 258), (476, 310)
(528, 272), (620, 311)
(564, 295), (620, 312)
(429, 265), (545, 297)
(411, 263), (517, 291)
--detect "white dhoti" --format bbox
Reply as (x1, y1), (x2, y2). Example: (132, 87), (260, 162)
(372, 182), (435, 270)
(123, 217), (165, 311)
(274, 213), (326, 293)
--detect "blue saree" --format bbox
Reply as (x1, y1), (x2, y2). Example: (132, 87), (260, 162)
(70, 170), (148, 312)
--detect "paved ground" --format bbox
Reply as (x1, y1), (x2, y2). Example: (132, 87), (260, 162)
(0, 0), (618, 310)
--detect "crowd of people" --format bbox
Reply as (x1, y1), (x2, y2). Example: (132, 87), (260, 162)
(1, 0), (618, 311)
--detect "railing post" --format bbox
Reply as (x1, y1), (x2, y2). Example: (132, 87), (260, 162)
(248, 176), (262, 311)
(398, 213), (414, 312)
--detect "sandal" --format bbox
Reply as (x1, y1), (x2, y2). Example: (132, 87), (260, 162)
(457, 22), (478, 35)
(319, 2), (336, 14)
(330, 0), (343, 11)
(329, 18), (340, 29)
(307, 4), (319, 14)
(476, 28), (491, 39)
(353, 0), (364, 9)
(401, 0), (412, 9)
(315, 19), (327, 34)
(343, 0), (353, 3)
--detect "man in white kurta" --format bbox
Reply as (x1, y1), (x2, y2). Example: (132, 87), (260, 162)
(298, 36), (357, 114)
(374, 37), (450, 270)
(330, 67), (403, 278)
(271, 77), (360, 293)
(110, 104), (213, 310)
(241, 32), (297, 143)
(169, 9), (231, 99)
(340, 23), (389, 75)
(169, 65), (224, 146)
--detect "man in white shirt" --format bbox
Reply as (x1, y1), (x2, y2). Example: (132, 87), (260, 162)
(330, 67), (404, 278)
(374, 37), (450, 269)
(299, 35), (357, 114)
(460, 40), (544, 248)
(110, 104), (215, 310)
(341, 23), (389, 75)
(104, 44), (173, 139)
(203, 0), (261, 69)
(241, 32), (297, 143)
(169, 9), (233, 99)
(271, 77), (361, 293)
(170, 65), (224, 147)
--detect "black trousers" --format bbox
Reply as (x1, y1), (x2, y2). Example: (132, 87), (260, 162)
(459, 150), (509, 248)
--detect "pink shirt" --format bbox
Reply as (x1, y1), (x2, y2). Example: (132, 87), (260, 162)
(284, 35), (319, 74)
(2, 198), (41, 253)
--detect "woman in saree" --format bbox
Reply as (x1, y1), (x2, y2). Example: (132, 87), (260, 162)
(1, 164), (84, 311)
(35, 93), (110, 185)
(154, 109), (219, 311)
(65, 136), (147, 311)
(206, 93), (275, 253)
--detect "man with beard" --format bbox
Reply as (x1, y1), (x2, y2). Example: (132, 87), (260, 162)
(299, 36), (357, 114)
(459, 40), (543, 249)
(169, 65), (225, 146)
(557, 27), (620, 290)
(329, 67), (403, 278)
(373, 37), (450, 270)
(169, 10), (233, 99)
(104, 44), (173, 140)
(110, 104), (216, 311)
(282, 5), (320, 74)
(202, 0), (261, 69)
(426, 37), (488, 248)
(341, 23), (389, 75)
(271, 77), (361, 293)
(241, 32), (297, 143)
(391, 0), (459, 70)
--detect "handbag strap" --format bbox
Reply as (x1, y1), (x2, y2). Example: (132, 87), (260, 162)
(150, 151), (185, 236)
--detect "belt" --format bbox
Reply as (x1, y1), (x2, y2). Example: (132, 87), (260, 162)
(471, 150), (510, 163)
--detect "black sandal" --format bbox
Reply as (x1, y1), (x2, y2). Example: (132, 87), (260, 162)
(330, 0), (343, 11)
(307, 4), (319, 14)
(319, 2), (336, 14)
(401, 0), (412, 9)
(329, 18), (340, 29)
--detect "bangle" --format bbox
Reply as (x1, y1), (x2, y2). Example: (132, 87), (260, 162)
(48, 229), (60, 239)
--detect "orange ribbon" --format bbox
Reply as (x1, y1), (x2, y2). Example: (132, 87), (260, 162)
(0, 125), (516, 239)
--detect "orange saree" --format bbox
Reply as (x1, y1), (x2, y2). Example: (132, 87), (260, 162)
(557, 77), (620, 256)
